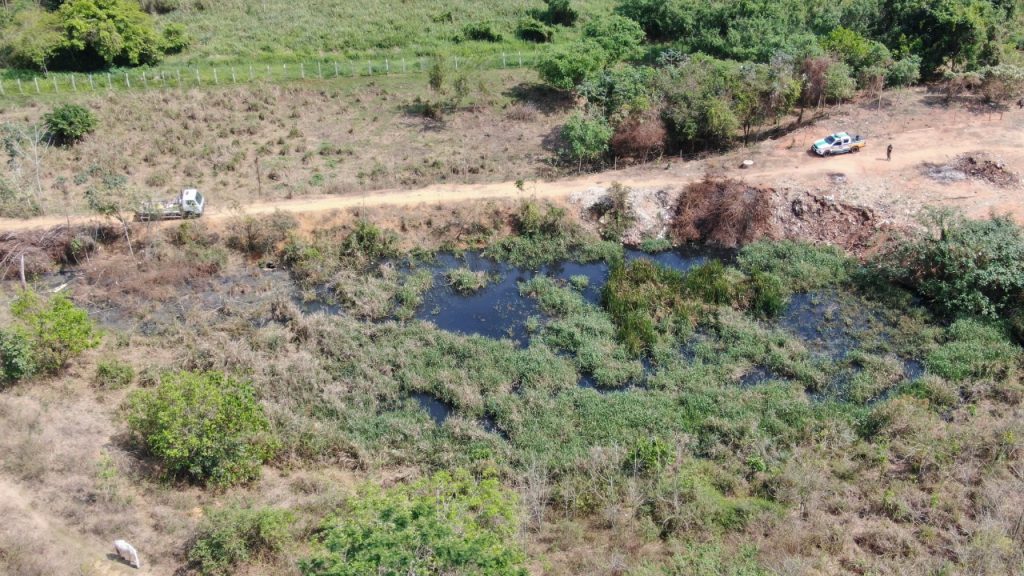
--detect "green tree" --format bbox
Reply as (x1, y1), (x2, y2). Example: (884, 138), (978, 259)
(582, 14), (645, 61)
(126, 371), (278, 486)
(301, 470), (527, 576)
(44, 104), (97, 145)
(535, 40), (607, 91)
(2, 9), (63, 70)
(54, 0), (163, 68)
(561, 112), (613, 167)
(824, 61), (856, 103)
(0, 329), (36, 385)
(160, 23), (190, 54)
(887, 55), (922, 88)
(10, 291), (100, 374)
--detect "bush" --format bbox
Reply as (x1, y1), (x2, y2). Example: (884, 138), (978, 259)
(542, 0), (578, 26)
(3, 0), (166, 70)
(446, 267), (490, 293)
(126, 371), (278, 486)
(516, 17), (554, 43)
(340, 220), (400, 265)
(561, 112), (613, 165)
(582, 15), (645, 62)
(625, 437), (673, 474)
(301, 470), (527, 576)
(44, 104), (97, 145)
(10, 291), (100, 375)
(94, 359), (134, 389)
(535, 41), (607, 91)
(461, 21), (503, 42)
(0, 329), (36, 385)
(189, 505), (295, 576)
(160, 23), (190, 54)
(225, 211), (298, 258)
(872, 210), (1024, 318)
(738, 241), (850, 293)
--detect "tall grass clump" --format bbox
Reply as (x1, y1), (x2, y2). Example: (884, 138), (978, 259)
(926, 319), (1019, 382)
(487, 201), (590, 268)
(738, 240), (851, 293)
(188, 505), (295, 576)
(602, 259), (695, 356)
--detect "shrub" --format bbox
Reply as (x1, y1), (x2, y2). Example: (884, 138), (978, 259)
(516, 18), (554, 43)
(593, 182), (635, 241)
(738, 241), (850, 293)
(542, 0), (578, 26)
(94, 359), (134, 389)
(582, 15), (645, 62)
(872, 210), (1024, 318)
(340, 220), (400, 265)
(625, 437), (674, 474)
(44, 104), (97, 145)
(225, 211), (298, 257)
(461, 21), (503, 42)
(684, 261), (739, 306)
(0, 329), (36, 385)
(160, 23), (190, 54)
(189, 505), (295, 576)
(535, 41), (607, 91)
(561, 112), (613, 165)
(301, 470), (527, 576)
(446, 267), (490, 293)
(126, 371), (278, 486)
(11, 291), (100, 375)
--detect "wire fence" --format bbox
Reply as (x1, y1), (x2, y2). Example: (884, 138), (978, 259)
(0, 51), (542, 100)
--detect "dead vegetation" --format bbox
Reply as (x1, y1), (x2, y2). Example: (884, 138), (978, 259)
(921, 152), (1020, 188)
(671, 178), (780, 247)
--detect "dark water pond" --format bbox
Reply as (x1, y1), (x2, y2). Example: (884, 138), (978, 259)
(412, 392), (453, 426)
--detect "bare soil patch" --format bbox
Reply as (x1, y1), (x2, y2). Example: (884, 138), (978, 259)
(921, 152), (1020, 188)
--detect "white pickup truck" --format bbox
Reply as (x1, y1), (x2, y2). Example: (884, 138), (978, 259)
(811, 132), (866, 156)
(137, 188), (205, 221)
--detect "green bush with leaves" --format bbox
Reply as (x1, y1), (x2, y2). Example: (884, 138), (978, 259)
(44, 104), (97, 144)
(126, 371), (278, 486)
(301, 470), (527, 576)
(516, 17), (553, 43)
(10, 291), (100, 375)
(189, 505), (295, 576)
(94, 359), (134, 389)
(560, 112), (613, 166)
(582, 14), (645, 62)
(0, 329), (36, 385)
(160, 22), (190, 54)
(535, 40), (607, 91)
(873, 210), (1024, 318)
(926, 319), (1019, 382)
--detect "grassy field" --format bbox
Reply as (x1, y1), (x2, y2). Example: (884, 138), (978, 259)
(158, 0), (615, 62)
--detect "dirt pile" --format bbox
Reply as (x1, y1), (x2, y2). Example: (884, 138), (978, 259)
(671, 178), (780, 247)
(921, 152), (1020, 187)
(782, 191), (879, 251)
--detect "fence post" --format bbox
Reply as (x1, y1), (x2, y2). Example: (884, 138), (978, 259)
(52, 75), (59, 93)
(267, 65), (271, 79)
(249, 65), (254, 81)
(195, 68), (201, 84)
(317, 61), (322, 79)
(71, 75), (77, 92)
(334, 61), (339, 77)
(213, 69), (219, 84)
(34, 77), (40, 94)
(231, 68), (237, 83)
(18, 79), (24, 94)
(402, 58), (406, 73)
(385, 58), (390, 74)
(368, 61), (372, 75)
(125, 73), (130, 88)
(518, 52), (523, 66)
(0, 80), (4, 96)
(502, 52), (507, 68)
(300, 63), (305, 79)
(89, 75), (95, 90)
(454, 56), (458, 70)
(107, 73), (112, 89)
(142, 71), (148, 88)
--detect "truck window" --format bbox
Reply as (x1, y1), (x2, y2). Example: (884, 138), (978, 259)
(195, 192), (204, 204)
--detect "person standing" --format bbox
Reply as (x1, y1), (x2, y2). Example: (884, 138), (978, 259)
(887, 144), (893, 161)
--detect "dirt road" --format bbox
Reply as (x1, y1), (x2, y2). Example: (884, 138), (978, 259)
(2, 95), (1022, 233)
